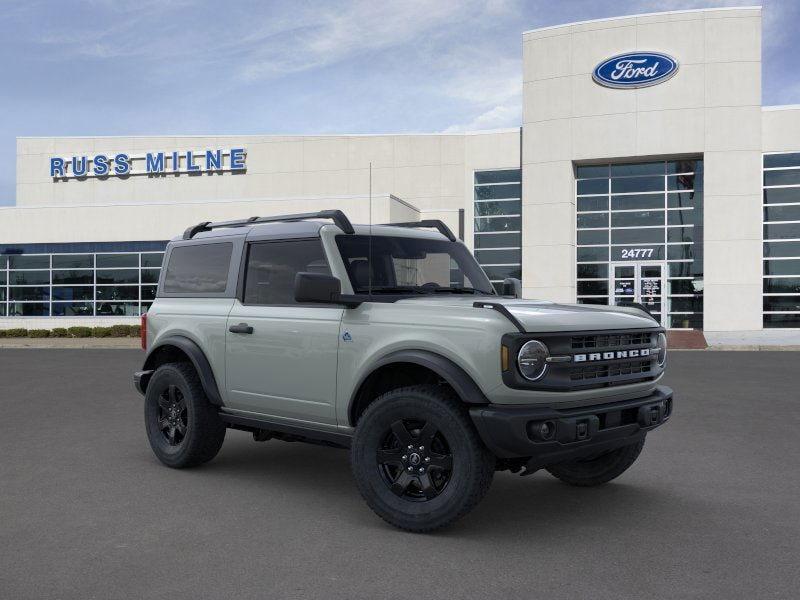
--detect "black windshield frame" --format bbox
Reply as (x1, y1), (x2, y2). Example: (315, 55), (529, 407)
(335, 234), (495, 296)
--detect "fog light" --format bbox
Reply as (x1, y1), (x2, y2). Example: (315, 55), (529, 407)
(529, 420), (555, 441)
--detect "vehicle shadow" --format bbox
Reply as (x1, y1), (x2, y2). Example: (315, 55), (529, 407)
(192, 431), (680, 538)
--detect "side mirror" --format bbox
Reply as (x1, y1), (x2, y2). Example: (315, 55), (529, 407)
(501, 277), (522, 298)
(295, 272), (342, 304)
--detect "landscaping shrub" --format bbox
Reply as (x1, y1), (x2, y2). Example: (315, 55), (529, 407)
(109, 324), (132, 337)
(0, 325), (140, 339)
(67, 326), (92, 338)
(4, 328), (28, 338)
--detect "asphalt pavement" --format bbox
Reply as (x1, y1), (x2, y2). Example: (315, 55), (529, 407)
(1, 349), (798, 599)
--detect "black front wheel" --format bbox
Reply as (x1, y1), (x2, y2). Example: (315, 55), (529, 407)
(351, 385), (494, 532)
(144, 362), (226, 468)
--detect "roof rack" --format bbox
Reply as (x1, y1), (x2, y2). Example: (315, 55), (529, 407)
(384, 220), (457, 242)
(182, 209), (355, 240)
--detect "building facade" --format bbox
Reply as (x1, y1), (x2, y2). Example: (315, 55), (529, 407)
(2, 6), (799, 340)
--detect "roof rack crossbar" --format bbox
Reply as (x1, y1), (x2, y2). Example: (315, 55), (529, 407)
(384, 220), (457, 242)
(183, 210), (355, 239)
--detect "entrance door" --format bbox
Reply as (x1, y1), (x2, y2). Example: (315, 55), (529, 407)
(610, 262), (665, 326)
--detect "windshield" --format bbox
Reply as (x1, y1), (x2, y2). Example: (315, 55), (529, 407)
(335, 234), (495, 295)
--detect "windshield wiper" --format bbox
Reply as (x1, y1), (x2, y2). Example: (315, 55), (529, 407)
(430, 287), (484, 294)
(354, 285), (492, 296)
(356, 286), (428, 295)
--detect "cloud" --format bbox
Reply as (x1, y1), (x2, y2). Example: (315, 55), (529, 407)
(442, 102), (521, 132)
(236, 0), (471, 81)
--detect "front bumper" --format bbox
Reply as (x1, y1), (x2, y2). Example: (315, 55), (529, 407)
(470, 385), (673, 469)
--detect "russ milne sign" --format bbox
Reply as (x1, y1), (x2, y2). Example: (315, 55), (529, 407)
(50, 148), (246, 179)
(592, 52), (678, 89)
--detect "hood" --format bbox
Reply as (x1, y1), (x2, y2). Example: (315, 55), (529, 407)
(396, 295), (659, 332)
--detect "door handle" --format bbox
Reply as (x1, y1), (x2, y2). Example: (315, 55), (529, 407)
(229, 323), (254, 334)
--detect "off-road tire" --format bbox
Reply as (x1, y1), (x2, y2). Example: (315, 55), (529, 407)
(351, 385), (494, 532)
(545, 438), (645, 486)
(144, 362), (226, 468)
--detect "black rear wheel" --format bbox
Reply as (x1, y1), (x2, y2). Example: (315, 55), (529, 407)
(351, 385), (494, 532)
(144, 362), (225, 468)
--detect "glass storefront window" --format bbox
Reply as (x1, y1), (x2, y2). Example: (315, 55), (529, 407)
(52, 302), (94, 316)
(474, 216), (521, 232)
(52, 270), (93, 285)
(8, 302), (49, 316)
(10, 287), (50, 301)
(9, 255), (49, 269)
(10, 271), (50, 285)
(141, 269), (161, 284)
(96, 269), (139, 284)
(576, 159), (704, 329)
(52, 286), (94, 301)
(474, 169), (522, 293)
(141, 253), (164, 268)
(763, 153), (800, 328)
(0, 248), (164, 318)
(96, 302), (141, 316)
(474, 232), (520, 248)
(52, 254), (93, 269)
(96, 254), (138, 268)
(96, 286), (139, 301)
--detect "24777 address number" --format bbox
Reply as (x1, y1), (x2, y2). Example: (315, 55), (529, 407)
(620, 247), (655, 259)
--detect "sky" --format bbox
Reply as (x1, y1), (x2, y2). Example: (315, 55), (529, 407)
(1, 0), (799, 206)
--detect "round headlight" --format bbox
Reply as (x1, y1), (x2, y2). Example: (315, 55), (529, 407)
(517, 340), (549, 381)
(656, 332), (667, 366)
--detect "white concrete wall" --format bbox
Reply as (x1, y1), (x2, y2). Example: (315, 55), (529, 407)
(763, 106), (800, 152)
(521, 7), (763, 331)
(14, 130), (520, 248)
(0, 194), (413, 243)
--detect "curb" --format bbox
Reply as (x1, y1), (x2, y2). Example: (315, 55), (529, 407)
(0, 338), (141, 349)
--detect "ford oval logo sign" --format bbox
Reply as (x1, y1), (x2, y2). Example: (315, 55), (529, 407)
(593, 52), (678, 89)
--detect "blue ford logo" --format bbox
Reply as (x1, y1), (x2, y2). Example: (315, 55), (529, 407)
(593, 52), (678, 89)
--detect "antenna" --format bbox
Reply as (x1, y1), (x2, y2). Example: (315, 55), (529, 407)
(368, 162), (373, 297)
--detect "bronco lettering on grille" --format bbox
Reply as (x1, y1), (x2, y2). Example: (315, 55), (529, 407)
(573, 348), (651, 363)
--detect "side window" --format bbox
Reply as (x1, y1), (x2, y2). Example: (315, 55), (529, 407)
(243, 239), (330, 305)
(162, 242), (233, 294)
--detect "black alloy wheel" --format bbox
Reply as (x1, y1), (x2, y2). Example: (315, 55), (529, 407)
(377, 419), (454, 501)
(144, 362), (226, 469)
(351, 384), (495, 532)
(157, 384), (188, 446)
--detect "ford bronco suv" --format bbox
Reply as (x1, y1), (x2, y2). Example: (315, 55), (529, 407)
(134, 210), (672, 532)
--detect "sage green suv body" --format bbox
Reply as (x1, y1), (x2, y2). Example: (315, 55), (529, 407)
(134, 210), (672, 532)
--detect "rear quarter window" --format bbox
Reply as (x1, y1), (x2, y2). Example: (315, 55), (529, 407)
(162, 242), (233, 294)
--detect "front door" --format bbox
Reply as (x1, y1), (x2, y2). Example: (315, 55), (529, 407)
(225, 238), (343, 425)
(610, 262), (665, 326)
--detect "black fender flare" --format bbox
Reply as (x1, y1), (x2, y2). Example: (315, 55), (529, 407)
(142, 335), (224, 406)
(350, 349), (489, 424)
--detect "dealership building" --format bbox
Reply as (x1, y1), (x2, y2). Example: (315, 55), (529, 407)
(2, 6), (799, 343)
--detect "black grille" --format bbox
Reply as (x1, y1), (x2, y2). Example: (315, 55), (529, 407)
(571, 332), (652, 350)
(501, 327), (664, 392)
(570, 359), (652, 382)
